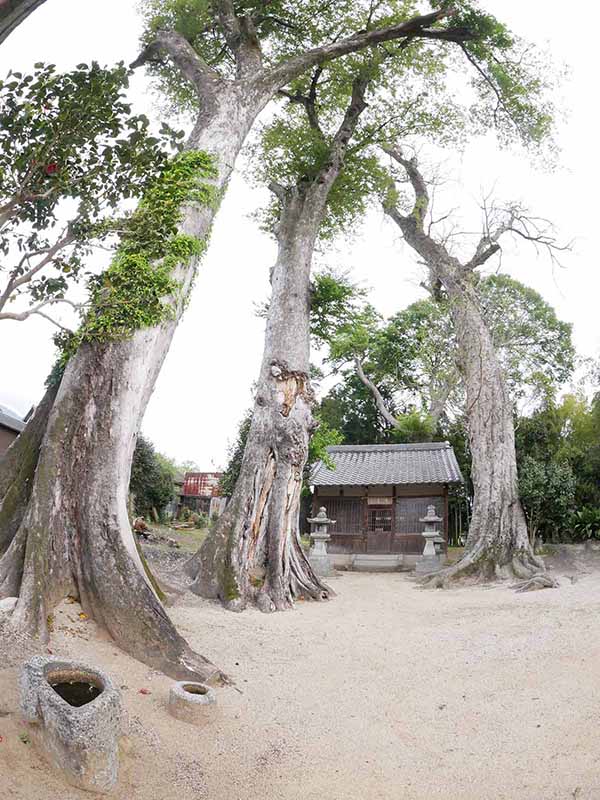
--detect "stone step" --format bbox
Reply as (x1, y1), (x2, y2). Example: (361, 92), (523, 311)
(350, 554), (407, 572)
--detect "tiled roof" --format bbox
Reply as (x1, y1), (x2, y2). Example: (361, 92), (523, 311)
(310, 443), (463, 486)
(0, 404), (25, 433)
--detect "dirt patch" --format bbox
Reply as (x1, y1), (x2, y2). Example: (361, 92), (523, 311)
(2, 552), (600, 799)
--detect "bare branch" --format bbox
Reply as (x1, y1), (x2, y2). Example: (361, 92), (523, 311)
(0, 297), (72, 330)
(468, 204), (571, 270)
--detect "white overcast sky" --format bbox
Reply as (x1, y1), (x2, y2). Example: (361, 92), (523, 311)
(0, 0), (598, 469)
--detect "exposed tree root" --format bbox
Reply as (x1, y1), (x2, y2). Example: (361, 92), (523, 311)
(511, 575), (559, 592)
(419, 546), (548, 589)
(0, 523), (229, 685)
(257, 538), (331, 613)
(0, 365), (228, 686)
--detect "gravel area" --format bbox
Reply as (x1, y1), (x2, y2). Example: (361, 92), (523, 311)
(1, 555), (600, 800)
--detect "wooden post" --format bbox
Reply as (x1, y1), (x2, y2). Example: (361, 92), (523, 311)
(363, 486), (369, 553)
(443, 484), (449, 554)
(392, 485), (397, 553)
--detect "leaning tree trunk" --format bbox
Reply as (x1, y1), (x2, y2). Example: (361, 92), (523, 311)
(0, 86), (264, 682)
(187, 187), (330, 612)
(383, 147), (546, 588)
(0, 0), (48, 45)
(422, 280), (545, 586)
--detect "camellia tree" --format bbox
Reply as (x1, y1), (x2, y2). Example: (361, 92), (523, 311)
(0, 62), (180, 326)
(0, 2), (558, 673)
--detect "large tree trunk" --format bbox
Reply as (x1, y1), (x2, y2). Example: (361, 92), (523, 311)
(187, 75), (368, 611)
(0, 87), (264, 681)
(0, 382), (56, 555)
(423, 281), (545, 586)
(188, 187), (330, 612)
(0, 0), (48, 45)
(383, 147), (546, 587)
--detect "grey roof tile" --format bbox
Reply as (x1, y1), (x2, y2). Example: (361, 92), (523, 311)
(310, 442), (463, 486)
(0, 404), (25, 433)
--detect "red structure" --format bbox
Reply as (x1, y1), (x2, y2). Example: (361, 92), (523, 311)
(182, 472), (222, 499)
(180, 472), (223, 516)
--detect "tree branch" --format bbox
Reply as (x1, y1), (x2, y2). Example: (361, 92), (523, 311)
(0, 0), (48, 46)
(354, 356), (399, 429)
(468, 204), (570, 271)
(277, 66), (325, 138)
(259, 9), (473, 94)
(0, 229), (75, 314)
(468, 240), (501, 269)
(130, 30), (222, 102)
(383, 144), (430, 227)
(0, 297), (73, 330)
(268, 181), (287, 202)
(307, 72), (369, 200)
(212, 0), (263, 77)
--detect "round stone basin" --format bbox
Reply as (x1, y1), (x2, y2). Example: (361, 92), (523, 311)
(169, 680), (216, 725)
(182, 683), (209, 696)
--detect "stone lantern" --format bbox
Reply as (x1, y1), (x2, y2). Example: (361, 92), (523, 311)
(415, 504), (444, 575)
(307, 506), (336, 577)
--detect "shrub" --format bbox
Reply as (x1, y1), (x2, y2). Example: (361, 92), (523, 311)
(571, 507), (600, 541)
(191, 511), (209, 529)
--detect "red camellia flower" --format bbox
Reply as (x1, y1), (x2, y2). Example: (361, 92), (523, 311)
(45, 162), (58, 176)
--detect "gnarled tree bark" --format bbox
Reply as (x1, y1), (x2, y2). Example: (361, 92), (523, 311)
(0, 382), (56, 555)
(0, 10), (477, 671)
(383, 146), (547, 586)
(188, 77), (369, 611)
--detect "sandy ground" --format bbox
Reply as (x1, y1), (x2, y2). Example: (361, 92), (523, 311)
(1, 549), (600, 800)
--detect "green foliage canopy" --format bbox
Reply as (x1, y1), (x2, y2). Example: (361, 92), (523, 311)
(323, 274), (574, 424)
(141, 2), (559, 246)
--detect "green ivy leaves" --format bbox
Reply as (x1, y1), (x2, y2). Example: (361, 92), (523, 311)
(53, 150), (216, 370)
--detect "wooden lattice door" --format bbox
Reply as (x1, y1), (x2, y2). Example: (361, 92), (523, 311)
(366, 506), (393, 553)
